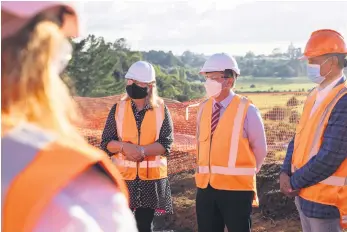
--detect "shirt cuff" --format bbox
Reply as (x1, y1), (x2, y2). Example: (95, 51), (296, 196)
(290, 176), (299, 190)
(280, 165), (292, 176)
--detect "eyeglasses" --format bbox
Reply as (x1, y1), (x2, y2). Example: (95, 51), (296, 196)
(203, 69), (236, 81)
(127, 79), (149, 88)
(203, 73), (225, 82)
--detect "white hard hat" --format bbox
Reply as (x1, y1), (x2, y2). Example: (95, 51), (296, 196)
(125, 61), (156, 83)
(199, 53), (240, 75)
(1, 1), (80, 39)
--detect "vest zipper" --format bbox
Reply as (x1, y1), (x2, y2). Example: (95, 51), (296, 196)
(137, 131), (140, 177)
(138, 130), (148, 178)
(208, 134), (212, 184)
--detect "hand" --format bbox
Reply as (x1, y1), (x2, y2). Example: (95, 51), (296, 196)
(280, 172), (299, 197)
(122, 143), (143, 162)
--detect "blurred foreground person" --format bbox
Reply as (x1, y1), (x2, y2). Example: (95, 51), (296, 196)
(101, 61), (174, 232)
(194, 53), (267, 232)
(280, 29), (347, 232)
(1, 1), (138, 232)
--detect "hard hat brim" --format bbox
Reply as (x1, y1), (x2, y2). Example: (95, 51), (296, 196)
(199, 67), (240, 75)
(298, 55), (308, 60)
(124, 75), (155, 84)
(1, 1), (79, 38)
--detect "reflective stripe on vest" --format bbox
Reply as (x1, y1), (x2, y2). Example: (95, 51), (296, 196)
(292, 166), (347, 187)
(291, 87), (347, 187)
(1, 124), (56, 205)
(197, 97), (255, 175)
(116, 100), (163, 141)
(2, 124), (127, 232)
(112, 100), (165, 169)
(113, 156), (168, 168)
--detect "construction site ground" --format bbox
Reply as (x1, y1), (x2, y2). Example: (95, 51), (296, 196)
(152, 160), (345, 232)
(76, 94), (346, 232)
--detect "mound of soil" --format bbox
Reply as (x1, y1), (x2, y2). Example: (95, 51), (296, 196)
(286, 97), (300, 107)
(153, 163), (299, 232)
(256, 163), (298, 219)
(264, 106), (288, 121)
(289, 111), (300, 124)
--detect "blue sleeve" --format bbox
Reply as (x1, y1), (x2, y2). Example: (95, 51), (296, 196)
(290, 95), (347, 190)
(281, 137), (294, 176)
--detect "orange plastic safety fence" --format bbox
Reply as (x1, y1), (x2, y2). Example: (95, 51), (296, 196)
(76, 92), (307, 175)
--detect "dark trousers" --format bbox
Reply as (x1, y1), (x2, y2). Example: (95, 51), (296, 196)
(196, 185), (254, 232)
(133, 208), (155, 232)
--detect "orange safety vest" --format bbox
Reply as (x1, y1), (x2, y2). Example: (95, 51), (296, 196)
(196, 95), (259, 207)
(2, 124), (128, 232)
(291, 81), (347, 229)
(111, 99), (167, 180)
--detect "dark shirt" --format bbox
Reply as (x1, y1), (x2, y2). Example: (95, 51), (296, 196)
(100, 100), (174, 215)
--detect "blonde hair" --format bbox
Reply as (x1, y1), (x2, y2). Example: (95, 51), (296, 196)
(1, 18), (83, 140)
(121, 81), (163, 108)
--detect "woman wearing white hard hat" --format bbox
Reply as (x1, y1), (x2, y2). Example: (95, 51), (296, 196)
(101, 61), (174, 232)
(195, 53), (267, 232)
(1, 2), (137, 232)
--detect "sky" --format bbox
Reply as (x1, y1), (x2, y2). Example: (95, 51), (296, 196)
(79, 0), (347, 56)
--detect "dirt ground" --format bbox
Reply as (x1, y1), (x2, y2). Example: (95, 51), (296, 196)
(153, 163), (302, 232)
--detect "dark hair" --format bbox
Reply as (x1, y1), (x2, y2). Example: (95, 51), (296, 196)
(336, 54), (347, 68)
(224, 69), (237, 78)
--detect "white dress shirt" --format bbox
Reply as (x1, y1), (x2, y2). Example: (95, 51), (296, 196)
(310, 76), (344, 118)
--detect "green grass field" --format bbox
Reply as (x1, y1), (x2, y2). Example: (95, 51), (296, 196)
(236, 76), (315, 92)
(244, 93), (306, 114)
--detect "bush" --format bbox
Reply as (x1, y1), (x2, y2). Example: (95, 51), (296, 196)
(250, 84), (256, 88)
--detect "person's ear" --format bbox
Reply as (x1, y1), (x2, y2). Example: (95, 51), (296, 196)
(227, 78), (234, 88)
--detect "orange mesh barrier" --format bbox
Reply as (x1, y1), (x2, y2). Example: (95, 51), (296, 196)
(76, 92), (307, 175)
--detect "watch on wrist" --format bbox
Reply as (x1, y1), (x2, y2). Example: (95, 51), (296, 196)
(139, 146), (145, 161)
(119, 143), (124, 153)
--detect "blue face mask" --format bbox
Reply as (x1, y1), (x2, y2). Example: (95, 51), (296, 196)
(306, 57), (332, 84)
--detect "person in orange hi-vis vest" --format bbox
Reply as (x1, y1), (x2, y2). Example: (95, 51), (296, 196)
(280, 29), (347, 232)
(100, 60), (174, 232)
(194, 53), (268, 232)
(1, 2), (138, 232)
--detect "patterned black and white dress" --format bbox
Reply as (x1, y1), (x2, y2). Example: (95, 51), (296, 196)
(100, 100), (174, 216)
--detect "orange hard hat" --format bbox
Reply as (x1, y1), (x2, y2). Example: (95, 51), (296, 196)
(301, 29), (347, 59)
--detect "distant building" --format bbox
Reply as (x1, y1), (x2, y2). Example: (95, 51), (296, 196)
(288, 42), (302, 59)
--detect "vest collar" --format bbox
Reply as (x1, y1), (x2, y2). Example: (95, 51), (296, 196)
(213, 91), (235, 109)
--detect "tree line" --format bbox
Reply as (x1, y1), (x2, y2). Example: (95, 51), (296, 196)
(64, 35), (311, 101)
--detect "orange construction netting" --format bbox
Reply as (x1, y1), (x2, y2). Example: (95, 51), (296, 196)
(76, 92), (307, 175)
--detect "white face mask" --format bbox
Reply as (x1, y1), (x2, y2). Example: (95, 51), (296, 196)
(306, 57), (332, 84)
(204, 78), (223, 98)
(51, 39), (73, 74)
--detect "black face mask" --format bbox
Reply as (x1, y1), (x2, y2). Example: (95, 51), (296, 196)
(126, 83), (148, 99)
